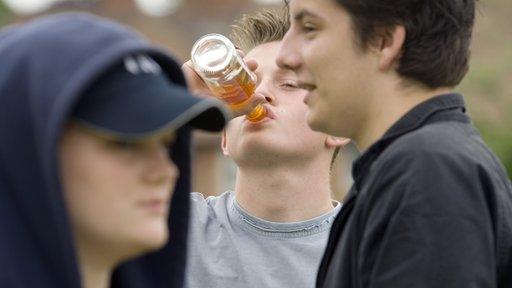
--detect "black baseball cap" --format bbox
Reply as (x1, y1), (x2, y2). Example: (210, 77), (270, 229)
(72, 54), (229, 139)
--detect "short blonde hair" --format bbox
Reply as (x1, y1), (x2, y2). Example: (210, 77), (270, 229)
(230, 8), (290, 53)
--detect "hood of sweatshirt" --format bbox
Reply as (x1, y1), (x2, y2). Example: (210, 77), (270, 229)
(0, 12), (218, 288)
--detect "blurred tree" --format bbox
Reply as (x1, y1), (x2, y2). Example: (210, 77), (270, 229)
(0, 0), (13, 27)
(460, 0), (512, 178)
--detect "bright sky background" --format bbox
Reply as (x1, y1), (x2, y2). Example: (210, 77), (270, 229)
(3, 0), (62, 14)
(252, 0), (281, 5)
(2, 0), (182, 16)
(133, 0), (183, 17)
(2, 0), (282, 16)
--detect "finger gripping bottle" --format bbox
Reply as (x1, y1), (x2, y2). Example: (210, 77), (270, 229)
(191, 33), (266, 122)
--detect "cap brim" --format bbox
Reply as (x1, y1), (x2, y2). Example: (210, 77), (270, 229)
(73, 82), (230, 139)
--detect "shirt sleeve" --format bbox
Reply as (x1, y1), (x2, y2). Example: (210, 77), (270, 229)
(359, 151), (497, 288)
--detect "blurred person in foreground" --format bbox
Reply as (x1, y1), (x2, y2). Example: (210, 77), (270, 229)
(277, 0), (512, 287)
(0, 13), (228, 288)
(182, 9), (348, 288)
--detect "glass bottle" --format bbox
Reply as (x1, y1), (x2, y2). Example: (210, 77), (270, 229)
(191, 33), (266, 122)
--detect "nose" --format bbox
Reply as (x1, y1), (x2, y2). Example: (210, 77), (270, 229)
(276, 30), (302, 72)
(254, 76), (276, 105)
(143, 146), (179, 186)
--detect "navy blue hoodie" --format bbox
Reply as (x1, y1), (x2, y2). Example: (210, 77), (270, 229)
(0, 13), (194, 288)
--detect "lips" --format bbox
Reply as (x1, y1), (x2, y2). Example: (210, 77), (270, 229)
(262, 105), (276, 119)
(138, 197), (169, 215)
(244, 104), (275, 123)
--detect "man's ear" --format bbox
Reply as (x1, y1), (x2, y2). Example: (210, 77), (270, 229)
(325, 136), (350, 149)
(375, 25), (406, 71)
(221, 129), (229, 156)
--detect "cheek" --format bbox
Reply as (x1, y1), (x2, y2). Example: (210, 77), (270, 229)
(60, 147), (135, 232)
(289, 102), (310, 123)
(168, 161), (179, 185)
(224, 121), (243, 152)
(62, 149), (129, 196)
(303, 34), (335, 69)
(285, 103), (320, 138)
(301, 43), (318, 71)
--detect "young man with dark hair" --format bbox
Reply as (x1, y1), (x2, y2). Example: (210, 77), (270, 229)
(277, 1), (512, 287)
(182, 9), (347, 288)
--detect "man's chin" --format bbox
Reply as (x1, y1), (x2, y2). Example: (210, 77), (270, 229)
(307, 112), (342, 137)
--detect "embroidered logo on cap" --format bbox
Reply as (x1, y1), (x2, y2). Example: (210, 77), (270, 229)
(124, 54), (162, 75)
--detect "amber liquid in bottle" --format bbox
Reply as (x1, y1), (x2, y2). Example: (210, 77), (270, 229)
(191, 34), (266, 122)
(203, 63), (265, 121)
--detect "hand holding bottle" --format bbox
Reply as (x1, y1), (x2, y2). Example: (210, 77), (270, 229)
(183, 34), (267, 121)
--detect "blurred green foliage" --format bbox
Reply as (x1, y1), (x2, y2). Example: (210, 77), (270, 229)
(0, 1), (12, 27)
(476, 121), (512, 177)
(460, 0), (512, 178)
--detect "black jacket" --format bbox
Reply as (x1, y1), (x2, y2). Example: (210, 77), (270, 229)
(318, 94), (512, 288)
(0, 13), (194, 288)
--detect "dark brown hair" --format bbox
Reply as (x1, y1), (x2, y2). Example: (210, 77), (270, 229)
(334, 0), (477, 88)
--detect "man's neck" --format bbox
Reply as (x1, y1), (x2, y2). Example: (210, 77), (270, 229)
(354, 82), (452, 152)
(234, 157), (335, 223)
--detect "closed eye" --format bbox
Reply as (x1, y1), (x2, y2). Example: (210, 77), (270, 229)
(282, 81), (298, 88)
(280, 80), (299, 90)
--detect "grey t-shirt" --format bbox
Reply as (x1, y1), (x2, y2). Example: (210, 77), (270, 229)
(185, 191), (341, 288)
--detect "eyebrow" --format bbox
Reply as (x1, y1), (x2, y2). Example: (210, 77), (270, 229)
(293, 10), (321, 22)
